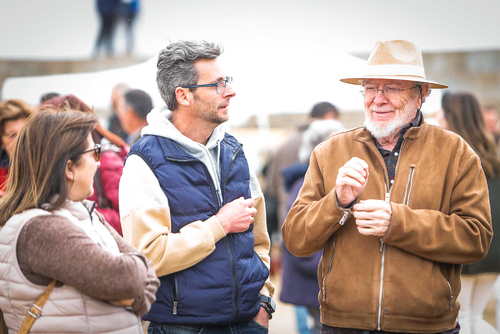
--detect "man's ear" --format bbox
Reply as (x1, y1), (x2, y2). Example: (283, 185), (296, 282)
(65, 160), (74, 182)
(175, 87), (192, 107)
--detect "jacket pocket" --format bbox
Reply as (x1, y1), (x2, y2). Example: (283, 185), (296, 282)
(403, 166), (416, 206)
(321, 240), (336, 302)
(169, 275), (179, 315)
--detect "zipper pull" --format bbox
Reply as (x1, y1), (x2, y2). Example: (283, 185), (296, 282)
(379, 237), (384, 252)
(173, 301), (178, 315)
(322, 286), (326, 302)
(339, 210), (349, 225)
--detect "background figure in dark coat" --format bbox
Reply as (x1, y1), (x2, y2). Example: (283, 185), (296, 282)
(436, 92), (500, 334)
(280, 119), (344, 334)
(94, 0), (120, 58)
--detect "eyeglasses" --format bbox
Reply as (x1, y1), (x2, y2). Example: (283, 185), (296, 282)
(80, 144), (101, 162)
(183, 76), (233, 95)
(361, 85), (419, 99)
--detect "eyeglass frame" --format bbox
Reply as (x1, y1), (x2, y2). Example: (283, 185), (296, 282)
(78, 144), (101, 162)
(182, 76), (233, 95)
(360, 84), (420, 98)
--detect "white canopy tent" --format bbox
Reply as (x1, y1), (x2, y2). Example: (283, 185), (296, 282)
(2, 40), (442, 127)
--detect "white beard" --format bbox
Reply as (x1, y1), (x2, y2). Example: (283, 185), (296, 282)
(364, 115), (407, 139)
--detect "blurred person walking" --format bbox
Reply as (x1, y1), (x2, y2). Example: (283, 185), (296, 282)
(436, 92), (500, 334)
(43, 95), (129, 235)
(120, 40), (274, 333)
(0, 100), (33, 197)
(265, 102), (339, 249)
(116, 0), (140, 57)
(116, 89), (152, 146)
(280, 119), (345, 334)
(282, 40), (492, 333)
(108, 82), (131, 141)
(94, 0), (120, 58)
(0, 108), (159, 333)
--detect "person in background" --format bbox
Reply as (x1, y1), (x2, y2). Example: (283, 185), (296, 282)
(43, 94), (128, 235)
(483, 105), (500, 145)
(280, 119), (345, 334)
(0, 99), (33, 196)
(0, 108), (159, 333)
(436, 92), (500, 334)
(108, 82), (130, 141)
(116, 0), (140, 57)
(39, 92), (60, 104)
(283, 40), (492, 333)
(93, 0), (120, 58)
(120, 40), (274, 332)
(116, 89), (152, 146)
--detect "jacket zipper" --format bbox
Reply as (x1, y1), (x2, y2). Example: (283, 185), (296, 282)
(376, 138), (407, 330)
(165, 156), (222, 315)
(322, 240), (336, 302)
(403, 167), (415, 205)
(222, 144), (243, 321)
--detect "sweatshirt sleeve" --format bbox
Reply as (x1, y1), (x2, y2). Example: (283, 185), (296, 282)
(119, 154), (226, 277)
(17, 215), (150, 302)
(249, 168), (275, 298)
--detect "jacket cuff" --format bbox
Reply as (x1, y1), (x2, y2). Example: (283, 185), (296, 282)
(206, 215), (227, 243)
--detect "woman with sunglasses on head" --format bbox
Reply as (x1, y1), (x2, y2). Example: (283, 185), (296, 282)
(42, 94), (129, 235)
(436, 92), (500, 334)
(0, 108), (159, 333)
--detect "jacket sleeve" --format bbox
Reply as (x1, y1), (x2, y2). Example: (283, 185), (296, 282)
(384, 152), (493, 264)
(249, 169), (275, 298)
(119, 154), (226, 277)
(282, 148), (350, 257)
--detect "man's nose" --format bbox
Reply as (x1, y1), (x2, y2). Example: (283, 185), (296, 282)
(373, 88), (388, 104)
(223, 84), (236, 98)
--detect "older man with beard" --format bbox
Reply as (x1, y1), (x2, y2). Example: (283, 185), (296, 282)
(282, 40), (493, 334)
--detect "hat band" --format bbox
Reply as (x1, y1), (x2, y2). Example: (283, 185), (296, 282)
(364, 64), (426, 79)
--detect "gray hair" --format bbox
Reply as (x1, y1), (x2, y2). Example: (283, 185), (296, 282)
(156, 40), (223, 111)
(299, 120), (345, 163)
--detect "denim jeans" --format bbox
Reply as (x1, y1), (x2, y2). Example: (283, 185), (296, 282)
(148, 320), (268, 334)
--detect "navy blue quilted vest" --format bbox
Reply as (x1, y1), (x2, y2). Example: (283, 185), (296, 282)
(127, 133), (269, 325)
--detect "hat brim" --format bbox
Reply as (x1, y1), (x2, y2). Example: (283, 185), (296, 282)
(340, 75), (448, 89)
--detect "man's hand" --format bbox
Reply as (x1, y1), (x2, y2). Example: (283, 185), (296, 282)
(253, 306), (270, 328)
(353, 199), (392, 237)
(335, 157), (369, 207)
(216, 197), (257, 234)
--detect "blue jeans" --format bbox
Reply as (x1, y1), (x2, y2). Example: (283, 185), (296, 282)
(148, 320), (268, 334)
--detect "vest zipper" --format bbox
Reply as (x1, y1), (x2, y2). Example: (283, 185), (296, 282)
(222, 143), (243, 321)
(322, 240), (336, 302)
(165, 156), (220, 316)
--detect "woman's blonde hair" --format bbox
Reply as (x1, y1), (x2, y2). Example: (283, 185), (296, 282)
(0, 107), (98, 225)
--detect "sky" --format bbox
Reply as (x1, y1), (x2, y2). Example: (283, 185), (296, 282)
(1, 0), (500, 60)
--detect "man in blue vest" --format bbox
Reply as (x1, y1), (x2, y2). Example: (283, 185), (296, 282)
(119, 40), (275, 333)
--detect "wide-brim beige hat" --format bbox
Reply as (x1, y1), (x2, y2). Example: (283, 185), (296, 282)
(340, 40), (448, 89)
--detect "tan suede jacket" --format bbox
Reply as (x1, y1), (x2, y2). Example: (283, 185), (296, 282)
(282, 121), (492, 333)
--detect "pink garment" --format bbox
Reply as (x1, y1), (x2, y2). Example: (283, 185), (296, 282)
(88, 147), (128, 235)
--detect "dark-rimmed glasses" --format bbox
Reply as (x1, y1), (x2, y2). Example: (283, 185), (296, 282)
(80, 144), (101, 162)
(361, 85), (419, 99)
(183, 76), (233, 95)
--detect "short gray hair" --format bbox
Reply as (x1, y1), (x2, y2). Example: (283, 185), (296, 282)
(156, 40), (223, 111)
